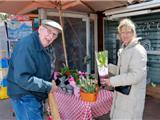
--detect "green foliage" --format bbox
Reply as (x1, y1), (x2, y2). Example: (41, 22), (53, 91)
(59, 66), (98, 93)
(60, 66), (70, 75)
(60, 66), (79, 82)
(0, 13), (8, 22)
(97, 50), (108, 67)
(78, 74), (98, 93)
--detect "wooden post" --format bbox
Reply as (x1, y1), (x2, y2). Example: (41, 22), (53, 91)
(48, 93), (60, 120)
(59, 8), (68, 67)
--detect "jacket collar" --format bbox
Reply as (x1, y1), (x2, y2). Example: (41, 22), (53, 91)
(33, 31), (45, 52)
(122, 37), (140, 50)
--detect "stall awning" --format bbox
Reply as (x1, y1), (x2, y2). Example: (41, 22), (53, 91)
(0, 0), (144, 14)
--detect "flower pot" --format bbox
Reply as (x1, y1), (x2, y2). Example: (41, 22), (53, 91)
(80, 90), (97, 102)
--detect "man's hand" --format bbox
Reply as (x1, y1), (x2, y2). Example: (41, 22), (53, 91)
(50, 80), (58, 93)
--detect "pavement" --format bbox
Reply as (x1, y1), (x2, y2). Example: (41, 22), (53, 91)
(0, 99), (15, 120)
(0, 95), (160, 120)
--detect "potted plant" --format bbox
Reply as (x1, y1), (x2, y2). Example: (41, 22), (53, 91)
(53, 66), (79, 95)
(54, 67), (99, 102)
(77, 73), (98, 102)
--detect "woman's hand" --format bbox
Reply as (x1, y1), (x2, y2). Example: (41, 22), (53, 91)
(101, 78), (111, 86)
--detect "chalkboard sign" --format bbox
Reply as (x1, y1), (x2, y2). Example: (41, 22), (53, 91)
(104, 20), (119, 65)
(132, 13), (160, 84)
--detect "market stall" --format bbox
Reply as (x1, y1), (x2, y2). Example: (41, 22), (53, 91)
(54, 89), (112, 120)
(0, 0), (145, 119)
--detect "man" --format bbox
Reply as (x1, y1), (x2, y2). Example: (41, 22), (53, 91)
(7, 19), (62, 120)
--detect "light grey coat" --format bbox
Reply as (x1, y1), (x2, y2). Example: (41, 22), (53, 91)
(110, 38), (147, 120)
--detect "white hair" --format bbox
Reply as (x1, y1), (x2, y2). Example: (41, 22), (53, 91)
(118, 18), (137, 38)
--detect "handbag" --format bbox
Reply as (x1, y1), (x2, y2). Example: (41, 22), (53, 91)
(115, 85), (131, 95)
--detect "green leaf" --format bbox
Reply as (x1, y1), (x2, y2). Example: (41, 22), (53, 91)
(97, 50), (108, 67)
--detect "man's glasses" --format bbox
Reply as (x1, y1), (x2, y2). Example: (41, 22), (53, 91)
(43, 25), (58, 38)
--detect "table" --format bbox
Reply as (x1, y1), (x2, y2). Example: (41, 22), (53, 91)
(55, 89), (113, 120)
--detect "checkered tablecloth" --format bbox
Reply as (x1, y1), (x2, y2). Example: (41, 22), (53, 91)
(55, 89), (113, 120)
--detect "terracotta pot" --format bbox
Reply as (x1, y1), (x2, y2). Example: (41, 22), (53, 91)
(80, 89), (97, 102)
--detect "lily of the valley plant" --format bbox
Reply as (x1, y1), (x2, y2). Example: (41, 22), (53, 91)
(77, 73), (98, 93)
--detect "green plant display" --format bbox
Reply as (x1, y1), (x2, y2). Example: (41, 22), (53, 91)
(56, 66), (98, 93)
(96, 50), (108, 68)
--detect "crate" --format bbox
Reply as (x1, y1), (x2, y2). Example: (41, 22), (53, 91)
(146, 84), (160, 100)
(0, 87), (9, 99)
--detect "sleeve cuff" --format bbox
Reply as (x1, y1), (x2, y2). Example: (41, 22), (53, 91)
(45, 81), (52, 93)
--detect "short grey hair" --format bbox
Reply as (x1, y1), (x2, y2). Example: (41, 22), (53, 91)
(118, 18), (136, 38)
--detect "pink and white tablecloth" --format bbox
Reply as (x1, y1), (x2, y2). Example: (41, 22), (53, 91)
(55, 89), (113, 120)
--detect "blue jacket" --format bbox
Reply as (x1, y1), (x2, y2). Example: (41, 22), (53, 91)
(7, 31), (52, 101)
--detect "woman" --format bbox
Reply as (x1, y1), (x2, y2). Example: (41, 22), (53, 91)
(105, 18), (147, 120)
